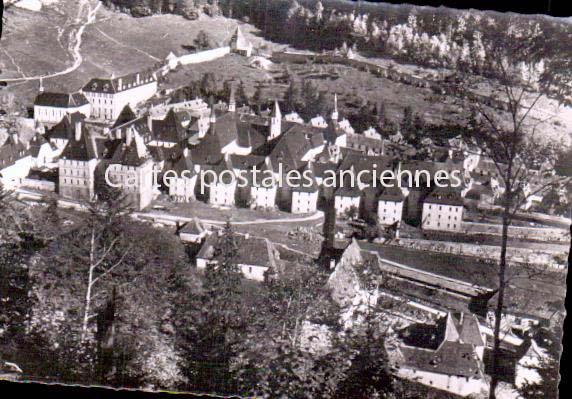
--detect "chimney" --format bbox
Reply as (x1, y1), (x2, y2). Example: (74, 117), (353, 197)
(39, 77), (44, 93)
(11, 133), (19, 145)
(75, 120), (82, 141)
(118, 78), (123, 91)
(126, 126), (133, 146)
(136, 73), (140, 85)
(183, 147), (189, 158)
(147, 114), (153, 131)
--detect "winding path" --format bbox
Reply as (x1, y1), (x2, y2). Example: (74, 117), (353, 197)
(1, 0), (101, 83)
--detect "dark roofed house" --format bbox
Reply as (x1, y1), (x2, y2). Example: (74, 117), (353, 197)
(196, 233), (280, 281)
(103, 128), (155, 210)
(253, 123), (325, 173)
(202, 156), (237, 206)
(33, 91), (91, 125)
(112, 105), (138, 129)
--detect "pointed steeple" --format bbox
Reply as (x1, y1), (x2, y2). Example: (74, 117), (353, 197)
(271, 100), (281, 118)
(331, 93), (339, 122)
(269, 100), (282, 139)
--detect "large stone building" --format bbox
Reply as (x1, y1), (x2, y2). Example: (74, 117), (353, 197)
(58, 121), (101, 201)
(82, 71), (157, 121)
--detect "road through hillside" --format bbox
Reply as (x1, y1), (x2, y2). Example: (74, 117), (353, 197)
(1, 0), (101, 82)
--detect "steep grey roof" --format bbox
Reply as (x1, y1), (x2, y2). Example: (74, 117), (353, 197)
(60, 128), (100, 161)
(151, 109), (187, 144)
(400, 341), (484, 379)
(108, 140), (148, 167)
(377, 185), (404, 202)
(112, 105), (138, 129)
(28, 134), (55, 157)
(0, 136), (29, 169)
(424, 187), (464, 206)
(190, 129), (223, 166)
(44, 112), (86, 141)
(253, 124), (325, 172)
(180, 218), (206, 236)
(34, 92), (89, 108)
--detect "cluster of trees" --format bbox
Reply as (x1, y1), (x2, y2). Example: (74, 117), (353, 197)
(1, 186), (191, 386)
(0, 185), (406, 396)
(103, 0), (220, 18)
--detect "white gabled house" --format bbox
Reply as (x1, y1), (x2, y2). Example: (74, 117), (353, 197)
(377, 186), (405, 226)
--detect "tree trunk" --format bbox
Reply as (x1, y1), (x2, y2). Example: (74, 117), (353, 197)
(488, 193), (511, 399)
(82, 228), (97, 339)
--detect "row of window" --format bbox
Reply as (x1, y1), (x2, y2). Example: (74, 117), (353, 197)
(425, 214), (458, 221)
(427, 204), (461, 212)
(61, 168), (88, 178)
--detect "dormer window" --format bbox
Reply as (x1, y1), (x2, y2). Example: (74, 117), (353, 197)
(91, 83), (97, 90)
(103, 83), (109, 92)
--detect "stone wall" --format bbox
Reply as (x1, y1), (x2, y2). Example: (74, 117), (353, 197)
(461, 221), (569, 243)
(397, 238), (567, 269)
